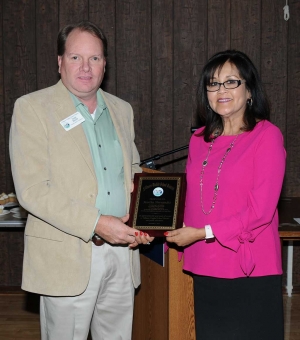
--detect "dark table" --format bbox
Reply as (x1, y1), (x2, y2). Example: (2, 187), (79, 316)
(278, 197), (300, 238)
(0, 212), (26, 228)
(278, 197), (300, 296)
(0, 204), (27, 287)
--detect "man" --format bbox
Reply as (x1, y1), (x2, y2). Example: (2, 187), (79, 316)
(9, 21), (152, 340)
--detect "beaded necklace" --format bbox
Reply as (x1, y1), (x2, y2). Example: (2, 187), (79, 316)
(200, 134), (240, 215)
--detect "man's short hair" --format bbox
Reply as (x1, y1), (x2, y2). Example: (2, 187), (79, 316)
(57, 20), (108, 58)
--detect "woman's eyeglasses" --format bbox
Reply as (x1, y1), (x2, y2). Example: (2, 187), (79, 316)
(206, 79), (246, 92)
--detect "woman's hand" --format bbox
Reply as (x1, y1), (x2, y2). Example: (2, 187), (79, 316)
(129, 230), (155, 248)
(165, 223), (205, 247)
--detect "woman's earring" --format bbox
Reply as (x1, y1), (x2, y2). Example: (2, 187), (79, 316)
(247, 98), (253, 107)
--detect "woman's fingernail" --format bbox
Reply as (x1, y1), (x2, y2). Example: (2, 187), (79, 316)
(164, 232), (168, 236)
(140, 231), (144, 236)
(135, 232), (138, 236)
(145, 233), (148, 236)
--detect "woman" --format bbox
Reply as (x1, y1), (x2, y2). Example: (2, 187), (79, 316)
(166, 50), (285, 340)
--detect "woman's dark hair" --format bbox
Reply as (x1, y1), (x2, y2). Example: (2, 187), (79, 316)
(57, 20), (108, 58)
(196, 50), (270, 142)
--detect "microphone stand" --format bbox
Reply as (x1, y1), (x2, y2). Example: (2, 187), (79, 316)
(139, 127), (200, 170)
(140, 145), (189, 170)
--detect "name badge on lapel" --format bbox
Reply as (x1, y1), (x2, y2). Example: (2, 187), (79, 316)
(60, 112), (85, 131)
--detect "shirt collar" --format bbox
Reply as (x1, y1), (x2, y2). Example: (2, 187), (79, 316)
(69, 90), (107, 121)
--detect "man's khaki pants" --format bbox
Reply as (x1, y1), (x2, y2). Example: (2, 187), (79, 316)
(40, 242), (134, 340)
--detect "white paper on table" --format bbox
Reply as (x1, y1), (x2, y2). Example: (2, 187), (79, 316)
(293, 218), (300, 224)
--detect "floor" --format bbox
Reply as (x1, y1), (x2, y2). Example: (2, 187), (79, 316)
(283, 294), (300, 340)
(0, 293), (299, 339)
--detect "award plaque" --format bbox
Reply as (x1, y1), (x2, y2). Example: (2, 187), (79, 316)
(128, 173), (186, 237)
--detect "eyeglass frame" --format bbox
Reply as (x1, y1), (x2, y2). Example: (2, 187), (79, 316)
(206, 79), (246, 92)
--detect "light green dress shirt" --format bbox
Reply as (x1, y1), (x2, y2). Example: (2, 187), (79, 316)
(70, 91), (127, 222)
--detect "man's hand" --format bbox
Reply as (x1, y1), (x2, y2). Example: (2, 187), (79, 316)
(95, 214), (136, 246)
(94, 214), (154, 248)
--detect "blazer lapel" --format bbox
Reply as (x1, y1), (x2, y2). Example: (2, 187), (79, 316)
(101, 89), (131, 206)
(100, 89), (129, 162)
(52, 81), (96, 180)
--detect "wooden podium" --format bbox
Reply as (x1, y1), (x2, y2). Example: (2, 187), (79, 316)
(132, 168), (196, 340)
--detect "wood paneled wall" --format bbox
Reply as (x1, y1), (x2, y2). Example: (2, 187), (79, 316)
(0, 1), (300, 287)
(0, 0), (299, 195)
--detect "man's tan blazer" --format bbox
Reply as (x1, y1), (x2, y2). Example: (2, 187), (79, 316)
(9, 80), (141, 296)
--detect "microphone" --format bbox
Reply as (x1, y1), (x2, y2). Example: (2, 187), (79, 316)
(140, 127), (199, 169)
(190, 126), (200, 133)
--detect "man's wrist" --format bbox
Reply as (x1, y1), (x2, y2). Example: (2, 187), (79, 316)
(90, 211), (101, 240)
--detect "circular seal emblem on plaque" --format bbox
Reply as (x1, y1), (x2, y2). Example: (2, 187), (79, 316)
(153, 187), (164, 197)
